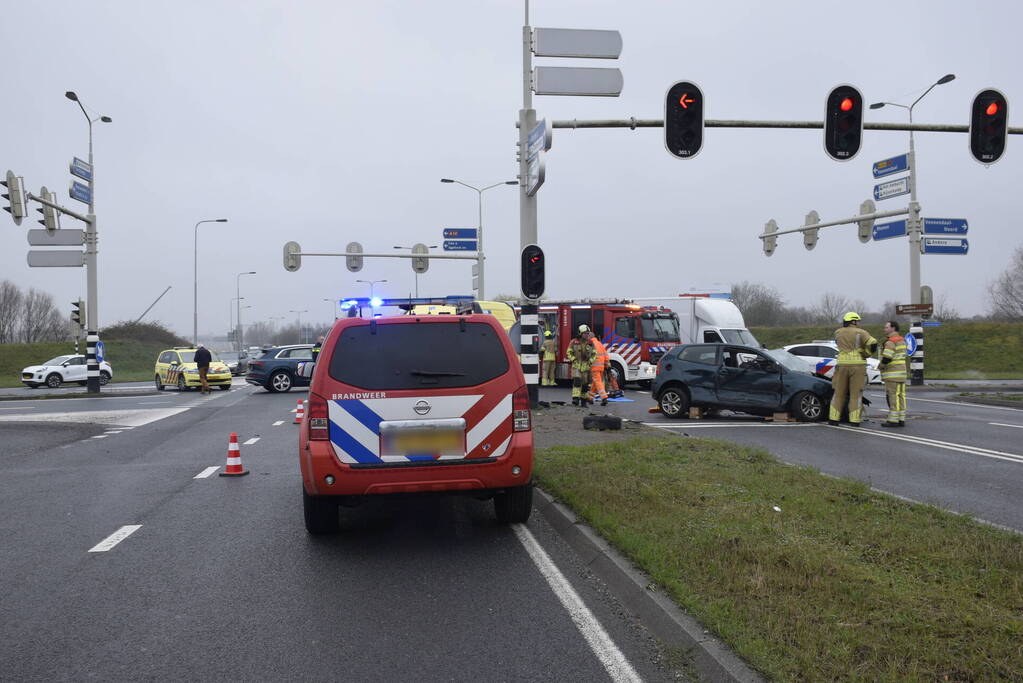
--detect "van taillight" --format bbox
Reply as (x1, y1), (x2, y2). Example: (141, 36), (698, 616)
(513, 386), (531, 432)
(308, 392), (329, 440)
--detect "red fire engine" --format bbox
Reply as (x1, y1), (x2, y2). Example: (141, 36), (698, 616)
(537, 300), (681, 386)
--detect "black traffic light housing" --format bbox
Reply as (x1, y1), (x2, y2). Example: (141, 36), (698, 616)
(969, 88), (1008, 164)
(824, 85), (863, 161)
(664, 81), (704, 159)
(521, 244), (545, 300)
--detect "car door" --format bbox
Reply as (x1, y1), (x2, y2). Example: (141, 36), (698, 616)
(64, 356), (87, 382)
(670, 345), (719, 404)
(282, 347), (314, 383)
(715, 347), (784, 409)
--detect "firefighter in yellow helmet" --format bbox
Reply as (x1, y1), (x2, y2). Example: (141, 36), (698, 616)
(567, 324), (595, 406)
(540, 329), (557, 386)
(879, 320), (908, 427)
(828, 312), (878, 427)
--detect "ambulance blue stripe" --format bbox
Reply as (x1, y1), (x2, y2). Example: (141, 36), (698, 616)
(328, 421), (379, 463)
(338, 398), (383, 435)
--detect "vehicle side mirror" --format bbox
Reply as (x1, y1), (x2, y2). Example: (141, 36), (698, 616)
(170, 361), (179, 366)
(296, 361), (315, 378)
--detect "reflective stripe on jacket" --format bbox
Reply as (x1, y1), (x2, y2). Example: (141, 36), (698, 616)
(541, 339), (557, 360)
(833, 326), (877, 366)
(567, 339), (594, 372)
(880, 334), (908, 382)
(590, 339), (609, 369)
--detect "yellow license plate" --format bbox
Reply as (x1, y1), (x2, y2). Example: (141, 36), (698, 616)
(387, 430), (464, 456)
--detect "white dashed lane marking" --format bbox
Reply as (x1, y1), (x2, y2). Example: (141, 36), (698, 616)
(990, 422), (1023, 430)
(194, 466), (221, 479)
(243, 437), (260, 445)
(272, 420), (284, 426)
(88, 525), (142, 552)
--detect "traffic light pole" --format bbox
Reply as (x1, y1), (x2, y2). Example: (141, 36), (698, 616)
(518, 7), (540, 408)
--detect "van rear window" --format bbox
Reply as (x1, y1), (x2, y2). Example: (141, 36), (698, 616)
(328, 321), (510, 390)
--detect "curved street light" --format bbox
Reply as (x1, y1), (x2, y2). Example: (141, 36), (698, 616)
(192, 218), (228, 344)
(236, 271), (256, 350)
(440, 179), (517, 299)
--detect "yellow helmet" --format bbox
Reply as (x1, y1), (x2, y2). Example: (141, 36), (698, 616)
(843, 311), (861, 322)
(544, 330), (552, 338)
(577, 324), (590, 334)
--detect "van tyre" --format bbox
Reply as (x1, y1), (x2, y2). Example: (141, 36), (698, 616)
(303, 488), (340, 534)
(658, 385), (689, 418)
(494, 482), (533, 523)
(45, 373), (62, 389)
(177, 375), (187, 391)
(155, 375), (165, 391)
(791, 390), (825, 422)
(268, 370), (292, 393)
(218, 384), (231, 391)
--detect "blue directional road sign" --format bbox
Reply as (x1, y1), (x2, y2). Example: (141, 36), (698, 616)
(922, 218), (969, 235)
(922, 321), (942, 327)
(95, 340), (105, 363)
(443, 228), (477, 239)
(872, 153), (909, 178)
(70, 157), (93, 182)
(443, 240), (477, 251)
(69, 181), (91, 205)
(872, 219), (907, 241)
(873, 177), (910, 201)
(921, 237), (968, 255)
(905, 333), (917, 357)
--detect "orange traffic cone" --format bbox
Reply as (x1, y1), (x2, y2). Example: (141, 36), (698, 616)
(219, 432), (249, 477)
(294, 399), (305, 424)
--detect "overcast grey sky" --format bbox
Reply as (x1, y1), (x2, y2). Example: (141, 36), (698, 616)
(2, 0), (1020, 338)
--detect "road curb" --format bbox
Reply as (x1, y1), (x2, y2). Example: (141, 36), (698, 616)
(534, 487), (764, 683)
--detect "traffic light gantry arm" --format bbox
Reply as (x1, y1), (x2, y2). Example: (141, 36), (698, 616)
(759, 207), (909, 240)
(547, 118), (1022, 134)
(25, 191), (92, 224)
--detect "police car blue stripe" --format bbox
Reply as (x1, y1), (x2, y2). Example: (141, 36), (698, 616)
(339, 398), (383, 435)
(328, 421), (380, 463)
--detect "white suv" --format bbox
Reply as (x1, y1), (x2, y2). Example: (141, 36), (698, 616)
(22, 354), (113, 388)
(783, 341), (881, 384)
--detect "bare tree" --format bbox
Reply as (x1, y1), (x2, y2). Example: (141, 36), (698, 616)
(0, 280), (22, 343)
(809, 292), (851, 324)
(988, 246), (1023, 320)
(933, 292), (961, 322)
(19, 288), (60, 343)
(730, 281), (787, 326)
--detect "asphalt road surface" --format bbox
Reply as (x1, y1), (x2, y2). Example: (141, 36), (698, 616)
(0, 380), (682, 682)
(547, 383), (1023, 532)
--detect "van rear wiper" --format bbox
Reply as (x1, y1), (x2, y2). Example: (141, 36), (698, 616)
(410, 370), (466, 377)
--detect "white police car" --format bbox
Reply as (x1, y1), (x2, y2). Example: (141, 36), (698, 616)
(21, 354), (113, 388)
(783, 341), (882, 384)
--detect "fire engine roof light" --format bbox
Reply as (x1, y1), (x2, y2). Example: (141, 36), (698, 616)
(369, 296), (383, 308)
(339, 299), (360, 310)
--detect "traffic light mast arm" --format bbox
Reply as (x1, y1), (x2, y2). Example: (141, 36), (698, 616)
(295, 251), (479, 261)
(758, 207), (909, 240)
(25, 191), (92, 224)
(546, 118), (1023, 134)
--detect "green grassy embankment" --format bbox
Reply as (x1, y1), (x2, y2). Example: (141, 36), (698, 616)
(750, 322), (1023, 379)
(536, 437), (1023, 681)
(0, 341), (167, 387)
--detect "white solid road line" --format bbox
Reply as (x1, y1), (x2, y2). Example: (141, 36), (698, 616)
(88, 525), (142, 552)
(0, 406), (35, 410)
(644, 422), (816, 429)
(272, 420), (285, 426)
(990, 422), (1023, 430)
(512, 524), (642, 683)
(243, 437), (260, 445)
(828, 424), (1023, 464)
(194, 466), (221, 479)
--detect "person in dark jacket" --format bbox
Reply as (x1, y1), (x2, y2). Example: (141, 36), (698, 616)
(194, 345), (213, 394)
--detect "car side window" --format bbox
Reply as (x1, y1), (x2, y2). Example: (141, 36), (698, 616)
(158, 351), (174, 363)
(679, 346), (718, 365)
(789, 346), (815, 357)
(282, 348), (312, 360)
(817, 346), (837, 358)
(70, 357), (85, 366)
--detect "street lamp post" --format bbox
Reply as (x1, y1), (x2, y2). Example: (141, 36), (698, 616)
(870, 73), (955, 386)
(193, 218), (228, 344)
(290, 309), (308, 343)
(393, 246), (437, 296)
(323, 297), (338, 321)
(65, 91), (111, 394)
(236, 271), (256, 351)
(440, 178), (517, 299)
(356, 279), (387, 299)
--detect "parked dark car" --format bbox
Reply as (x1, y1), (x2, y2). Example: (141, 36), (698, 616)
(218, 350), (250, 376)
(651, 343), (833, 421)
(245, 344), (314, 392)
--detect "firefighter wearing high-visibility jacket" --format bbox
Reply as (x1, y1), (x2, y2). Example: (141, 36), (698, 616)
(587, 331), (610, 406)
(828, 312), (878, 427)
(540, 330), (557, 386)
(879, 320), (908, 428)
(567, 325), (595, 406)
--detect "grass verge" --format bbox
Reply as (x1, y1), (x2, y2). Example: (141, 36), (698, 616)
(0, 341), (166, 388)
(958, 392), (1023, 402)
(535, 436), (1023, 681)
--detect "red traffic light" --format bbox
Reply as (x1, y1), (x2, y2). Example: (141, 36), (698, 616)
(678, 93), (695, 109)
(986, 101), (1000, 116)
(529, 255), (541, 263)
(840, 97), (854, 112)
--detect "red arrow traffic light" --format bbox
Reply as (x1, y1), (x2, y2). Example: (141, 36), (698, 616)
(679, 93), (695, 109)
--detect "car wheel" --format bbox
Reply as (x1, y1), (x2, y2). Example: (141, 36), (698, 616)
(45, 373), (62, 389)
(658, 385), (690, 418)
(303, 488), (339, 535)
(791, 390), (825, 422)
(99, 371), (110, 386)
(268, 371), (292, 393)
(177, 375), (187, 391)
(218, 384), (231, 391)
(155, 375), (165, 391)
(494, 482), (533, 523)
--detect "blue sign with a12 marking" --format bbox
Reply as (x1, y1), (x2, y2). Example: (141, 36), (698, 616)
(872, 153), (909, 178)
(922, 218), (969, 235)
(443, 240), (477, 251)
(443, 228), (477, 239)
(872, 219), (907, 241)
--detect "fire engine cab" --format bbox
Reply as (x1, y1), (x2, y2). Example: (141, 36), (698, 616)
(537, 300), (681, 386)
